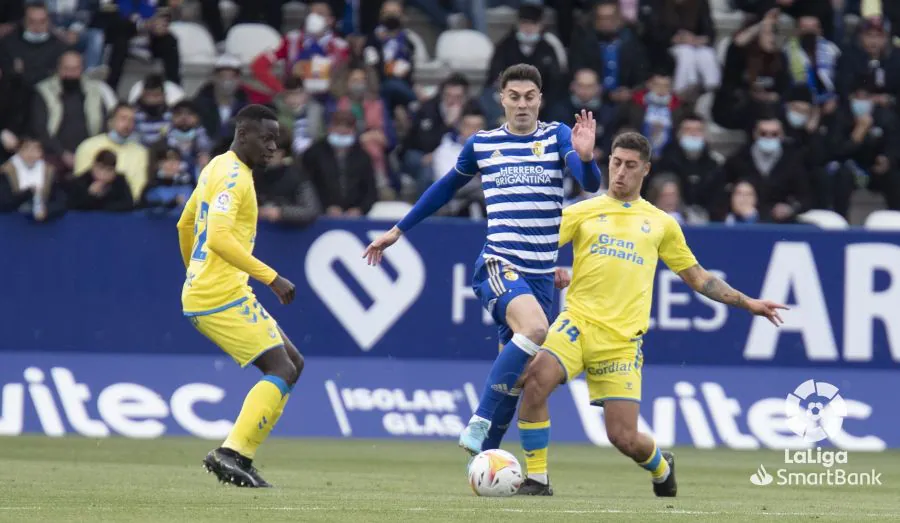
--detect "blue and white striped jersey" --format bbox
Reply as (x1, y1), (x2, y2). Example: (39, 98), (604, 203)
(456, 121), (577, 274)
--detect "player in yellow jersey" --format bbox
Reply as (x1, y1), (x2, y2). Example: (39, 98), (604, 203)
(177, 105), (301, 488)
(514, 132), (788, 497)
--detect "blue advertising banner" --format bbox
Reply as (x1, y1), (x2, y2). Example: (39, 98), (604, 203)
(0, 352), (891, 451)
(2, 214), (900, 368)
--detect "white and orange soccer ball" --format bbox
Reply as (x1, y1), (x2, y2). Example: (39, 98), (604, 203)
(467, 449), (524, 497)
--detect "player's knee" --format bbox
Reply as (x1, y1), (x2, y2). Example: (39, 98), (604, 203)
(275, 360), (300, 386)
(522, 321), (549, 346)
(606, 424), (638, 454)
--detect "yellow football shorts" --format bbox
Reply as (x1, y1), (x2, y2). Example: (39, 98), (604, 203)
(186, 296), (284, 367)
(542, 309), (644, 406)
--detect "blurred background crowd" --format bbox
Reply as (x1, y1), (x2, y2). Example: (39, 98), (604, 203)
(0, 0), (897, 228)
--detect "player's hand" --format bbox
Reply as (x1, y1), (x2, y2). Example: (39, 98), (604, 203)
(746, 299), (788, 326)
(572, 109), (597, 162)
(363, 226), (402, 266)
(269, 275), (296, 305)
(554, 267), (571, 289)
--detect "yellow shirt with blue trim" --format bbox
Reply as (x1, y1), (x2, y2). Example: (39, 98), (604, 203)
(559, 194), (698, 342)
(179, 151), (277, 314)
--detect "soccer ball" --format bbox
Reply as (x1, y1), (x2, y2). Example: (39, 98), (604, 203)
(467, 449), (524, 497)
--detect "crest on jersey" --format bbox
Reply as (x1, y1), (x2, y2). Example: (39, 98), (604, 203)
(531, 141), (545, 157)
(214, 191), (232, 212)
(503, 269), (519, 281)
(641, 219), (651, 233)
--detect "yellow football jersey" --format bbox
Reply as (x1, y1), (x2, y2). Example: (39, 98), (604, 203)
(180, 151), (276, 314)
(559, 194), (698, 342)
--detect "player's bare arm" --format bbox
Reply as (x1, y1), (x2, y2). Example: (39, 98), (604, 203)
(269, 275), (296, 305)
(364, 226), (402, 266)
(678, 264), (788, 326)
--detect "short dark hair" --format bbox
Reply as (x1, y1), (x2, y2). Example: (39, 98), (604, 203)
(518, 4), (543, 22)
(679, 113), (704, 126)
(234, 104), (278, 128)
(499, 63), (542, 90)
(25, 1), (47, 12)
(461, 100), (485, 120)
(142, 74), (165, 92)
(442, 73), (470, 92)
(94, 149), (117, 168)
(171, 100), (196, 114)
(330, 110), (357, 128)
(284, 76), (305, 91)
(611, 132), (651, 162)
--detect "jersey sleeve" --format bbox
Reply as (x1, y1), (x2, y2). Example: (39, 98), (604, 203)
(555, 123), (577, 164)
(659, 216), (699, 273)
(558, 204), (581, 247)
(454, 135), (479, 176)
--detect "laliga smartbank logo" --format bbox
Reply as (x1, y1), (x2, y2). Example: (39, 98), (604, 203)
(750, 380), (883, 487)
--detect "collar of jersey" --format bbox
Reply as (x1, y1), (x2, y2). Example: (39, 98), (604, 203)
(501, 122), (540, 137)
(602, 193), (644, 208)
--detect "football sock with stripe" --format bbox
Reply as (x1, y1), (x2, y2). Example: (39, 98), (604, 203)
(223, 375), (291, 460)
(474, 334), (540, 421)
(638, 442), (670, 483)
(519, 419), (550, 484)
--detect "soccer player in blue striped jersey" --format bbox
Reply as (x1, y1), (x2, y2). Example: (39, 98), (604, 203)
(364, 63), (602, 456)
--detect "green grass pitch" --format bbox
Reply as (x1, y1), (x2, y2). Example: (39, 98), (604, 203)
(1, 436), (898, 522)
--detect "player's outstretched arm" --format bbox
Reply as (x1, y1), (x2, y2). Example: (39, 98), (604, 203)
(363, 167), (473, 265)
(176, 189), (199, 268)
(562, 110), (602, 193)
(678, 264), (788, 326)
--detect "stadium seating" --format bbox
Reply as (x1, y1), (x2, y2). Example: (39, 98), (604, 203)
(797, 210), (851, 230)
(127, 80), (187, 106)
(367, 201), (414, 220)
(225, 23), (283, 65)
(863, 210), (900, 231)
(435, 30), (494, 72)
(169, 21), (218, 67)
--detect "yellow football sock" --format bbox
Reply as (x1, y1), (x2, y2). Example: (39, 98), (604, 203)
(223, 376), (289, 460)
(519, 419), (550, 481)
(637, 442), (670, 482)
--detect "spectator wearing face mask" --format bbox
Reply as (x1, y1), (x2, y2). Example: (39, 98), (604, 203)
(430, 104), (486, 218)
(329, 65), (398, 199)
(836, 17), (900, 102)
(646, 173), (707, 224)
(487, 4), (563, 111)
(255, 139), (320, 227)
(550, 68), (617, 159)
(569, 0), (650, 108)
(193, 54), (250, 144)
(31, 50), (107, 174)
(157, 100), (211, 177)
(715, 115), (812, 223)
(74, 103), (150, 202)
(782, 85), (830, 209)
(66, 148), (133, 211)
(404, 73), (470, 196)
(273, 77), (325, 157)
(653, 113), (721, 213)
(639, 0), (720, 100)
(304, 110), (377, 218)
(0, 137), (66, 221)
(250, 1), (350, 104)
(827, 74), (900, 218)
(784, 15), (840, 111)
(134, 75), (172, 147)
(364, 0), (417, 111)
(0, 2), (68, 87)
(619, 63), (685, 160)
(724, 180), (760, 225)
(712, 11), (789, 131)
(141, 147), (194, 211)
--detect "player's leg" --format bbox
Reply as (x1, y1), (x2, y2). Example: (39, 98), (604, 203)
(591, 342), (676, 497)
(515, 350), (567, 495)
(515, 310), (583, 494)
(461, 293), (548, 454)
(265, 326), (304, 435)
(193, 301), (297, 487)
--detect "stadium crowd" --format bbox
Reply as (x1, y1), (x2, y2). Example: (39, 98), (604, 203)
(0, 0), (898, 226)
